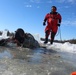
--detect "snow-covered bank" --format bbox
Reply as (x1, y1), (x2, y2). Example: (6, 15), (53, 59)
(1, 30), (76, 54)
(40, 41), (76, 54)
(0, 30), (9, 40)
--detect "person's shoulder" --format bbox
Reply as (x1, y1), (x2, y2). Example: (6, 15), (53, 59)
(56, 12), (62, 18)
(46, 13), (50, 16)
(56, 12), (61, 16)
(56, 12), (61, 15)
(46, 13), (49, 15)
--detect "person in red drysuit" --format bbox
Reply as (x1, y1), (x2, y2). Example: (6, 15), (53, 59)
(43, 6), (62, 44)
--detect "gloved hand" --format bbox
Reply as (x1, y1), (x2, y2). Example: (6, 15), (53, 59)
(57, 24), (60, 27)
(43, 21), (46, 26)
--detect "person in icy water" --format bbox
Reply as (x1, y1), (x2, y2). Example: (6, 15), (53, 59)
(43, 6), (62, 44)
(14, 28), (25, 46)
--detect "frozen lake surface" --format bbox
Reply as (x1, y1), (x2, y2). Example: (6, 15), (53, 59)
(0, 46), (76, 75)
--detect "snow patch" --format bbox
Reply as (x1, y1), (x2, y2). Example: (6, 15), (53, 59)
(44, 42), (76, 53)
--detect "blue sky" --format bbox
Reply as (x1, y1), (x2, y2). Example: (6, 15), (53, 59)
(0, 0), (76, 40)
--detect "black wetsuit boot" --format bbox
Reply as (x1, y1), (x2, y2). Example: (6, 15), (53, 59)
(44, 37), (48, 44)
(50, 32), (56, 44)
(44, 30), (49, 44)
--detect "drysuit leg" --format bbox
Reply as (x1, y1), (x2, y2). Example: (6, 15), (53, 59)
(44, 30), (50, 44)
(50, 32), (56, 44)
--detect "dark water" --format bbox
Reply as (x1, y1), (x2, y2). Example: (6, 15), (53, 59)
(0, 46), (76, 75)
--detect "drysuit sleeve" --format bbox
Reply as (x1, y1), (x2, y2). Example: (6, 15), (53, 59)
(58, 13), (62, 24)
(43, 14), (50, 26)
(43, 13), (50, 22)
(57, 13), (62, 27)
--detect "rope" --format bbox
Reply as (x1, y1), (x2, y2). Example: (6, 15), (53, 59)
(59, 27), (62, 41)
(56, 27), (60, 36)
(56, 27), (62, 41)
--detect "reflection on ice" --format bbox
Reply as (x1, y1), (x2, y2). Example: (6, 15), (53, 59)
(0, 47), (76, 75)
(0, 50), (13, 59)
(28, 49), (43, 64)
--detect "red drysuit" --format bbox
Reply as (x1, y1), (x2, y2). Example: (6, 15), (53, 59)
(43, 12), (62, 44)
(44, 12), (62, 34)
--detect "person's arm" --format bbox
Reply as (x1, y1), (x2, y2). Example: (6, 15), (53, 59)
(57, 13), (62, 27)
(43, 19), (46, 25)
(43, 13), (49, 26)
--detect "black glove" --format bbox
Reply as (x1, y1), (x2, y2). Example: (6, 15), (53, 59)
(57, 24), (60, 27)
(43, 21), (46, 26)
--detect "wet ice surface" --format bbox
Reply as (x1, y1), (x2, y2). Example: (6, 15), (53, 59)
(0, 46), (76, 75)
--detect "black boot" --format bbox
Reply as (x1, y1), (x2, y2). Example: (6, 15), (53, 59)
(50, 39), (53, 44)
(44, 37), (48, 44)
(50, 32), (56, 44)
(44, 30), (49, 44)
